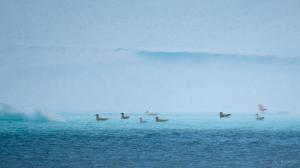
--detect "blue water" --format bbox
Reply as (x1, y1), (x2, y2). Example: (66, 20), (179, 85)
(1, 112), (300, 168)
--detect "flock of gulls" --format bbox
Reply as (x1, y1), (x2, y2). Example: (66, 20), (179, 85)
(95, 110), (168, 123)
(95, 104), (267, 123)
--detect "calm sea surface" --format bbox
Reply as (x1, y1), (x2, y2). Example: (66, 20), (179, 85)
(1, 113), (300, 168)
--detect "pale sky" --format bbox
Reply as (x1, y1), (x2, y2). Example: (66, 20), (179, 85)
(0, 0), (300, 113)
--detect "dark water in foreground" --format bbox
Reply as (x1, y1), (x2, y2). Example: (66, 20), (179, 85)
(1, 113), (300, 167)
